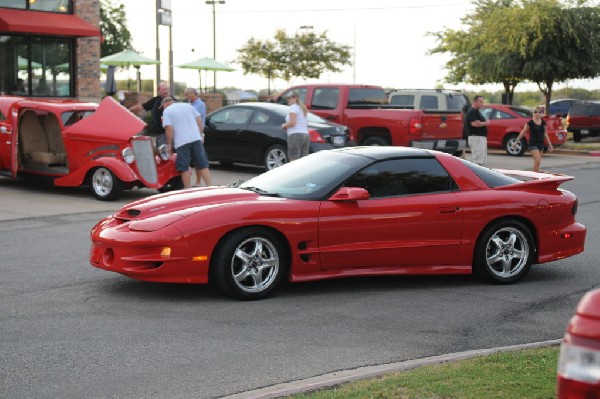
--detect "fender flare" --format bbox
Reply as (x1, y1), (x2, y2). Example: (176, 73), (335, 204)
(54, 157), (138, 187)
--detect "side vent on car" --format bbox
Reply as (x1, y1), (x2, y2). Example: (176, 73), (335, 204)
(298, 241), (311, 262)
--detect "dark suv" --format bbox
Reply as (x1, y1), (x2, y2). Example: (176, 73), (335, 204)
(566, 101), (600, 142)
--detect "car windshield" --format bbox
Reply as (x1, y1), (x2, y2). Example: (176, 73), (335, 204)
(239, 150), (371, 200)
(62, 110), (95, 126)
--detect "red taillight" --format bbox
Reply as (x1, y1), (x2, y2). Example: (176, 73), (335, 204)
(409, 117), (422, 135)
(566, 115), (571, 127)
(557, 289), (600, 399)
(557, 338), (600, 399)
(308, 129), (326, 143)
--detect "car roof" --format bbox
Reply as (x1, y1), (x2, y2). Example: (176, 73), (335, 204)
(222, 102), (288, 112)
(550, 98), (579, 103)
(332, 146), (433, 160)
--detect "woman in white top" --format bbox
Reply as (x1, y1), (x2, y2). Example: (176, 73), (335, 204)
(281, 91), (310, 161)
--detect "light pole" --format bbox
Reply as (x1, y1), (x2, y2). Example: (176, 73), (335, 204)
(206, 0), (225, 92)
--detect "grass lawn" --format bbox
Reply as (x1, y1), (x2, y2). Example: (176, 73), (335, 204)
(290, 346), (559, 399)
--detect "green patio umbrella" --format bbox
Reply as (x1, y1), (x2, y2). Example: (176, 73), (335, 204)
(101, 50), (160, 92)
(18, 56), (41, 69)
(177, 57), (235, 93)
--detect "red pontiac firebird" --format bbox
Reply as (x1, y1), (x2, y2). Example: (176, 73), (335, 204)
(90, 147), (586, 300)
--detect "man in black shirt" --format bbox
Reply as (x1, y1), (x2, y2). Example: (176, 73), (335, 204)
(464, 95), (490, 165)
(129, 81), (171, 145)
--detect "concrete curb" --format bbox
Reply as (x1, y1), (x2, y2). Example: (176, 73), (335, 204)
(219, 339), (562, 399)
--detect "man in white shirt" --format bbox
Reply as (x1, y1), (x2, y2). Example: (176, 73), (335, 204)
(161, 97), (212, 188)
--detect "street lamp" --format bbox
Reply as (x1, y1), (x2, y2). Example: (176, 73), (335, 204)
(206, 0), (225, 92)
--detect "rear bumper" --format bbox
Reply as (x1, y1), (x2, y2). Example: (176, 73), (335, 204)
(411, 139), (466, 153)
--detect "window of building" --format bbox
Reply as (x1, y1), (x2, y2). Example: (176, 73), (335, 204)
(0, 0), (71, 13)
(0, 35), (73, 97)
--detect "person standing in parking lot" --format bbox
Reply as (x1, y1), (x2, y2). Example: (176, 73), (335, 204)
(184, 87), (206, 127)
(512, 107), (554, 172)
(161, 97), (212, 188)
(281, 90), (309, 161)
(465, 95), (490, 165)
(129, 81), (171, 145)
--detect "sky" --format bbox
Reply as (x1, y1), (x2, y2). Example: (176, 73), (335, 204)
(121, 0), (600, 95)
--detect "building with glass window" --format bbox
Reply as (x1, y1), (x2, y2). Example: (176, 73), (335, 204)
(0, 0), (100, 100)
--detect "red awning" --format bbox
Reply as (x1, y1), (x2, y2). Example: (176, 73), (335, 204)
(0, 8), (101, 37)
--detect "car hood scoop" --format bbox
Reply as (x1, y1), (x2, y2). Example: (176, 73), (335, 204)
(115, 187), (261, 222)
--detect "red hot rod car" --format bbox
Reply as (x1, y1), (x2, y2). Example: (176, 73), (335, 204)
(0, 96), (180, 200)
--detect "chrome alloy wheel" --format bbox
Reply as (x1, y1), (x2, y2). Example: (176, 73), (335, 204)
(484, 227), (530, 279)
(92, 167), (114, 197)
(265, 147), (287, 170)
(230, 237), (280, 294)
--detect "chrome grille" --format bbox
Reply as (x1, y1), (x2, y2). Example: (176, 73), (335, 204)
(132, 139), (158, 184)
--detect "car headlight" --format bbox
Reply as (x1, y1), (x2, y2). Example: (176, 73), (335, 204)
(122, 147), (135, 164)
(158, 144), (170, 161)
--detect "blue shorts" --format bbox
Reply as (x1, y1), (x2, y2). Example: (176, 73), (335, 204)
(175, 140), (209, 171)
(528, 145), (543, 151)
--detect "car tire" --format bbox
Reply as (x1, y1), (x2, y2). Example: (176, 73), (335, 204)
(473, 220), (534, 284)
(362, 136), (390, 146)
(90, 167), (124, 201)
(573, 130), (582, 143)
(264, 144), (287, 170)
(158, 176), (183, 193)
(504, 133), (526, 156)
(210, 228), (288, 300)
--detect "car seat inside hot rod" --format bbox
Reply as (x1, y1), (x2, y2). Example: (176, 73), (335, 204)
(18, 111), (66, 166)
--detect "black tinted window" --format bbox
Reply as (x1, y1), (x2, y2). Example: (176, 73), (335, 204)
(420, 95), (439, 110)
(345, 158), (455, 198)
(445, 93), (467, 111)
(312, 88), (339, 110)
(570, 102), (600, 116)
(461, 160), (521, 188)
(390, 95), (414, 106)
(348, 88), (388, 105)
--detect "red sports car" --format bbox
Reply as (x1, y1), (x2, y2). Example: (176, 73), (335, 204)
(558, 289), (600, 398)
(90, 147), (586, 300)
(480, 104), (567, 156)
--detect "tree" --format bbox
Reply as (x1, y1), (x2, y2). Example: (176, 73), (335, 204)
(429, 0), (523, 104)
(430, 0), (600, 108)
(235, 29), (352, 92)
(99, 0), (133, 57)
(503, 0), (600, 110)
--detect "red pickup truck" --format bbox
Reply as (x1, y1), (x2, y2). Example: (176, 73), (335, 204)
(278, 84), (466, 154)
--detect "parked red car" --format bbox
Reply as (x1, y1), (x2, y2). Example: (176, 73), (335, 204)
(480, 104), (567, 156)
(90, 146), (586, 300)
(557, 288), (600, 398)
(0, 96), (180, 200)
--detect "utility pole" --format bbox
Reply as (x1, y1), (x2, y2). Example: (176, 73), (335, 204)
(205, 0), (225, 92)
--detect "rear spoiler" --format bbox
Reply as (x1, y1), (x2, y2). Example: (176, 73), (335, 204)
(494, 169), (574, 191)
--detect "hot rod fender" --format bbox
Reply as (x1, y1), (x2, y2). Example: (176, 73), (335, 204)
(54, 156), (145, 188)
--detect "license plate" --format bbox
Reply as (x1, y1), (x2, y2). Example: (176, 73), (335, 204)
(582, 129), (589, 134)
(332, 136), (345, 146)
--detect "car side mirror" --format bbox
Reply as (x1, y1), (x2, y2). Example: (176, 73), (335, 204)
(329, 187), (370, 201)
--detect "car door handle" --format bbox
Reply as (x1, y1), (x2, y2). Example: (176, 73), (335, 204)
(325, 115), (336, 120)
(439, 206), (459, 214)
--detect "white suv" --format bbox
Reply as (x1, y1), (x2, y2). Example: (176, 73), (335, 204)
(388, 89), (469, 111)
